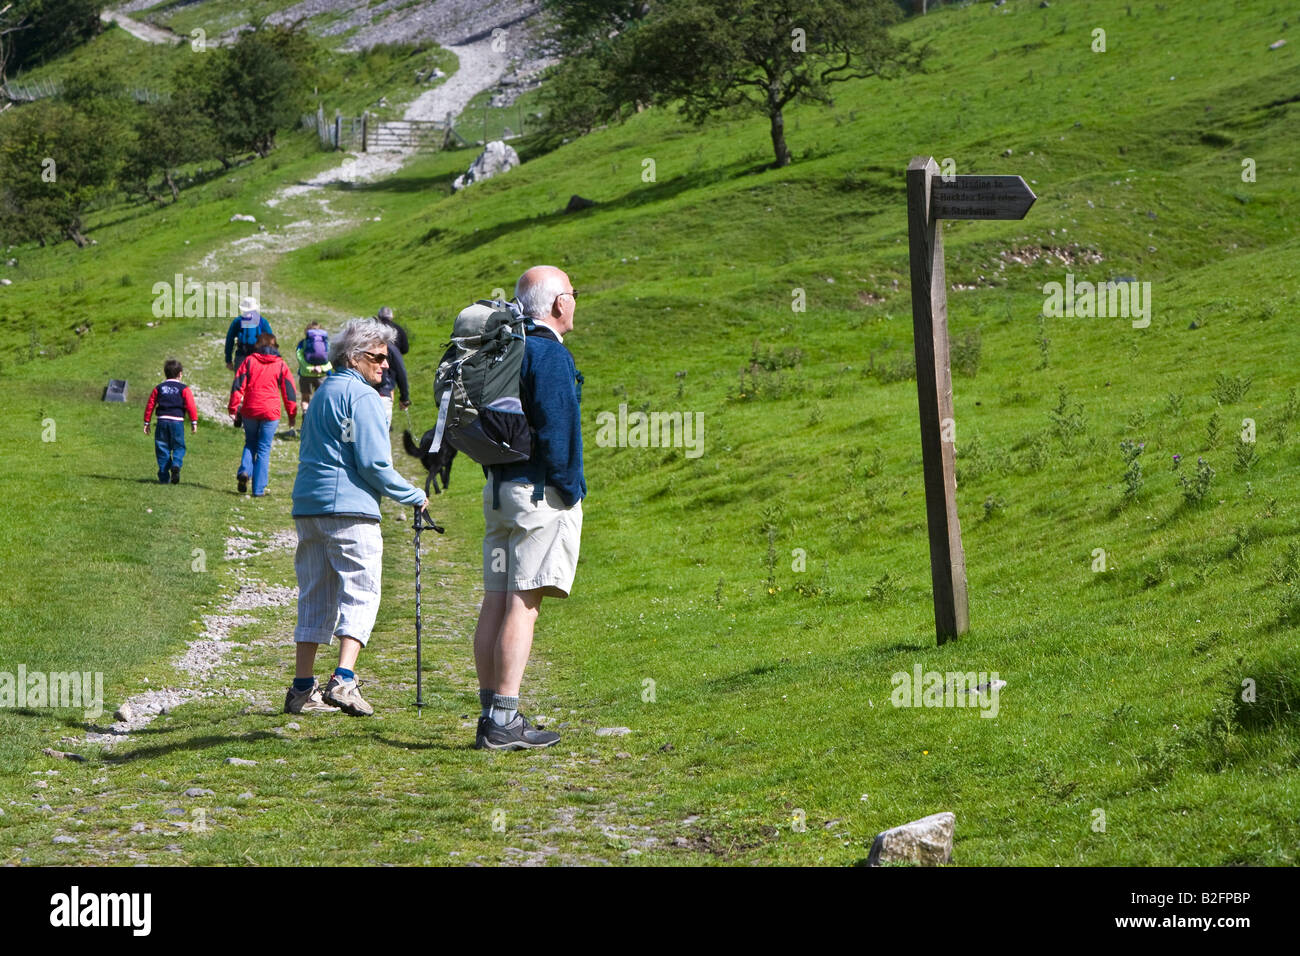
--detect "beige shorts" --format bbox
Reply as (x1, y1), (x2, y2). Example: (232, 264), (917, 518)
(482, 481), (582, 598)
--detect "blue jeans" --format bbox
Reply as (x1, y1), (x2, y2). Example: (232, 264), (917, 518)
(154, 420), (185, 481)
(239, 417), (278, 495)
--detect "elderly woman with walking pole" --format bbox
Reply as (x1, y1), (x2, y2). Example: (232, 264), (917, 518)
(285, 317), (432, 715)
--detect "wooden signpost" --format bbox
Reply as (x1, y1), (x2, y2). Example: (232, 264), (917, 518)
(906, 156), (1036, 644)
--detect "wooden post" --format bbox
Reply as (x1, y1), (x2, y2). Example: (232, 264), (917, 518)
(907, 156), (968, 645)
(906, 155), (1036, 645)
(362, 111), (369, 152)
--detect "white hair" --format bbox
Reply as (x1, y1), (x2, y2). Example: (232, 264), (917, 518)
(515, 266), (566, 319)
(329, 317), (395, 369)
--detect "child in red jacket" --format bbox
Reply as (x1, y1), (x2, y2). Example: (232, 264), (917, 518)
(144, 359), (199, 484)
(228, 334), (298, 496)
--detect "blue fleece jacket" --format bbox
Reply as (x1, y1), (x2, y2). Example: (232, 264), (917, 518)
(491, 321), (586, 507)
(292, 367), (425, 518)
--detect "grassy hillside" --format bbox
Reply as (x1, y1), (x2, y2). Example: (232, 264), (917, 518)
(1, 0), (1297, 865)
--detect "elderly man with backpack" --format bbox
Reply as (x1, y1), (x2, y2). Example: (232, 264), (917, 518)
(433, 266), (585, 750)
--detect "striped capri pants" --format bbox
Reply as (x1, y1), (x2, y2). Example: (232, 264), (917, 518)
(293, 515), (385, 646)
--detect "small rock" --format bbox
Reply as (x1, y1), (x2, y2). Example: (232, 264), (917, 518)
(42, 748), (85, 762)
(285, 722), (300, 731)
(1269, 39), (1286, 50)
(867, 811), (955, 867)
(224, 757), (257, 766)
(115, 702), (134, 722)
(229, 214), (257, 223)
(52, 835), (77, 844)
(1002, 148), (1013, 157)
(237, 792), (253, 801)
(164, 808), (185, 816)
(184, 788), (214, 798)
(0, 278), (11, 286)
(130, 822), (146, 833)
(595, 727), (632, 737)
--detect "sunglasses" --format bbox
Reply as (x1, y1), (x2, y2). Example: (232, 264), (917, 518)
(360, 350), (389, 364)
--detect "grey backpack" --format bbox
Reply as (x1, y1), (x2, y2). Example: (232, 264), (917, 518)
(430, 299), (532, 465)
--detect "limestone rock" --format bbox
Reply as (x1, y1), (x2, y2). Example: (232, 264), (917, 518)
(452, 141), (520, 191)
(867, 811), (954, 866)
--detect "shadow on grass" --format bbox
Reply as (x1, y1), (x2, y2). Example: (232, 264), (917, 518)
(422, 157), (776, 256)
(346, 171), (460, 196)
(368, 732), (476, 752)
(82, 473), (237, 495)
(101, 730), (283, 764)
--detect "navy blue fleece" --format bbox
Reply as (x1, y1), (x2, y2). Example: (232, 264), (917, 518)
(491, 322), (586, 507)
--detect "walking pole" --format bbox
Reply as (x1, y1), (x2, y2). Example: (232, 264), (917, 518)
(412, 499), (444, 716)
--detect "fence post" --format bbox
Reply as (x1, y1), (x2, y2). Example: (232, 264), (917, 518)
(362, 111), (369, 152)
(333, 109), (341, 150)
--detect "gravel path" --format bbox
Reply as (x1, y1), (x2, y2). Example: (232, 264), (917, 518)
(100, 10), (183, 45)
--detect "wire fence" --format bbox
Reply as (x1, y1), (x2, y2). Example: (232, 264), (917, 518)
(2, 79), (167, 104)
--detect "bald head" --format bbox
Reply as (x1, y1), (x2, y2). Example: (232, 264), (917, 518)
(515, 265), (576, 336)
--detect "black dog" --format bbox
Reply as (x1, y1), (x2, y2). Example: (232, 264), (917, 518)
(402, 428), (457, 495)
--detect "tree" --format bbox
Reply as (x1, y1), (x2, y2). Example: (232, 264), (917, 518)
(0, 98), (126, 246)
(533, 1), (655, 145)
(123, 96), (217, 202)
(540, 0), (650, 53)
(181, 22), (317, 161)
(0, 3), (32, 87)
(630, 0), (924, 168)
(2, 0), (100, 76)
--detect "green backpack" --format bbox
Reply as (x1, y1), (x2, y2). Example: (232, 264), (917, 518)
(430, 299), (532, 465)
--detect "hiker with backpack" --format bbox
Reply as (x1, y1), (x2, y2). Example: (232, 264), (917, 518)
(432, 266), (585, 750)
(225, 297), (274, 370)
(295, 321), (332, 414)
(285, 317), (431, 716)
(228, 333), (297, 497)
(373, 306), (410, 431)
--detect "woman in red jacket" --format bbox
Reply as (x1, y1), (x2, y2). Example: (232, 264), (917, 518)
(228, 333), (298, 496)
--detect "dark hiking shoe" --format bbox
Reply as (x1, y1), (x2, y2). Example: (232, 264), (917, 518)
(158, 471), (169, 484)
(237, 473), (249, 494)
(170, 466), (180, 484)
(322, 674), (374, 716)
(474, 716), (489, 749)
(478, 713), (560, 751)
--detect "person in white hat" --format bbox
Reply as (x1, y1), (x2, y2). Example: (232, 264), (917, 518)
(225, 297), (274, 370)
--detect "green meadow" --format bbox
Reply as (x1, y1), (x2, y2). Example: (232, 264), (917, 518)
(0, 0), (1297, 865)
